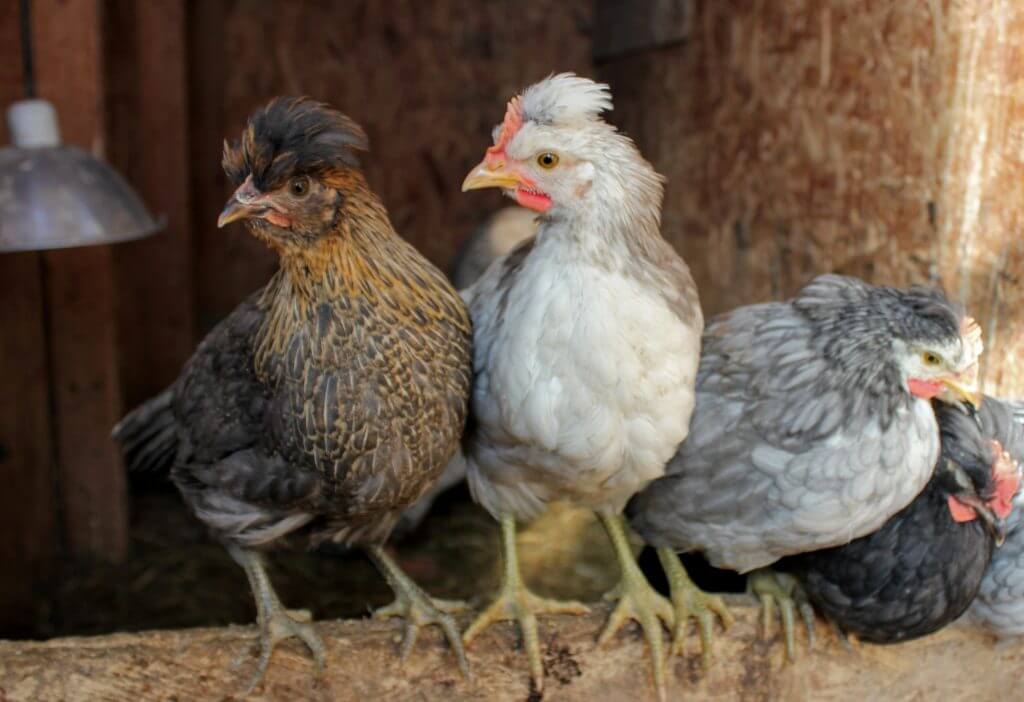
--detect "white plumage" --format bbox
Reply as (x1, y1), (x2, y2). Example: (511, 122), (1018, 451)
(518, 72), (614, 125)
(458, 73), (704, 695)
(465, 222), (700, 519)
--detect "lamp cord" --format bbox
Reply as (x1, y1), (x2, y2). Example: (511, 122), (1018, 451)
(20, 0), (35, 99)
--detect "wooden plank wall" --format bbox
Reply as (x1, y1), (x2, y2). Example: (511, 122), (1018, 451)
(598, 0), (1024, 395)
(0, 0), (194, 633)
(107, 0), (195, 411)
(0, 0), (55, 637)
(33, 0), (129, 563)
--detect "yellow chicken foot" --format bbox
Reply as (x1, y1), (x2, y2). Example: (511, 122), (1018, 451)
(657, 547), (734, 667)
(463, 514), (589, 693)
(597, 513), (674, 701)
(366, 545), (470, 678)
(747, 568), (816, 662)
(229, 545), (326, 692)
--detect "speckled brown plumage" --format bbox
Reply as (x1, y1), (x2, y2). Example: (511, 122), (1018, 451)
(250, 203), (472, 545)
(120, 99), (471, 550)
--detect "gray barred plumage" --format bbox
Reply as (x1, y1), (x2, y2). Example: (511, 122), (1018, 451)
(629, 274), (980, 573)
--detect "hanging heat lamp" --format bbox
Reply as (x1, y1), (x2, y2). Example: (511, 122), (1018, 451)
(0, 0), (162, 253)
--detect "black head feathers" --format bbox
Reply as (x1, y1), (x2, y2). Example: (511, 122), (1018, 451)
(222, 96), (369, 190)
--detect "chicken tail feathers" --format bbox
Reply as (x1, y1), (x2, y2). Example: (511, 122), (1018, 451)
(112, 388), (178, 474)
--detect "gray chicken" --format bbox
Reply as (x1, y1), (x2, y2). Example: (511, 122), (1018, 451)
(629, 273), (982, 659)
(968, 399), (1024, 637)
(458, 74), (713, 695)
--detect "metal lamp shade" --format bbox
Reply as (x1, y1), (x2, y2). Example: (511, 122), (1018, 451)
(0, 144), (163, 253)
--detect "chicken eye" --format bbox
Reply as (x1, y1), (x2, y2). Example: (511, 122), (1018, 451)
(536, 153), (559, 169)
(289, 176), (310, 197)
(921, 351), (942, 367)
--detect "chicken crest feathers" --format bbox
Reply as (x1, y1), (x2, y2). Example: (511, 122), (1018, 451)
(510, 73), (613, 132)
(793, 274), (962, 347)
(222, 96), (369, 190)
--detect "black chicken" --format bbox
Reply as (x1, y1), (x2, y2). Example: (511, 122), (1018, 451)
(113, 97), (473, 685)
(780, 398), (1022, 643)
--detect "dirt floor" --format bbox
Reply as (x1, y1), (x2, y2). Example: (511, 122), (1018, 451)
(19, 475), (745, 641)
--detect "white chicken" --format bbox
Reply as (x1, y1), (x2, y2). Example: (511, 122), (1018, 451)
(458, 74), (719, 696)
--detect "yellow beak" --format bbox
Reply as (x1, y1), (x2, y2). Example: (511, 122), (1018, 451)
(217, 175), (271, 228)
(461, 159), (523, 192)
(217, 197), (254, 228)
(939, 375), (982, 409)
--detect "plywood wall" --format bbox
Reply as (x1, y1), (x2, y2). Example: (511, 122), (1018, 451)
(600, 0), (1024, 395)
(188, 0), (594, 330)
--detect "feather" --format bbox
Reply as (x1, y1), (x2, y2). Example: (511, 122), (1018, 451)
(222, 96), (369, 190)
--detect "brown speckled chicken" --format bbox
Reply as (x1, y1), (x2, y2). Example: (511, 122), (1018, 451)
(112, 97), (473, 686)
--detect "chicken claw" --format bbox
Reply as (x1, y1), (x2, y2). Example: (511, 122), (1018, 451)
(229, 546), (326, 692)
(249, 608), (326, 692)
(596, 514), (674, 701)
(463, 515), (589, 693)
(748, 568), (816, 662)
(656, 547), (733, 667)
(366, 545), (471, 678)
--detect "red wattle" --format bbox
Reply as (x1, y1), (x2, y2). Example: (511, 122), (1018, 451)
(947, 496), (978, 523)
(992, 470), (1020, 519)
(907, 378), (943, 399)
(515, 187), (552, 212)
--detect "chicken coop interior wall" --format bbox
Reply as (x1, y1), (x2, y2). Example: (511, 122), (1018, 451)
(187, 0), (594, 331)
(0, 0), (594, 637)
(2, 0), (1024, 643)
(599, 0), (1024, 390)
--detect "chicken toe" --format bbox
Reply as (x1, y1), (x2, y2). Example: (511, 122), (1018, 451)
(366, 545), (470, 678)
(229, 546), (326, 692)
(596, 514), (676, 701)
(656, 547), (733, 666)
(748, 568), (816, 661)
(463, 514), (589, 693)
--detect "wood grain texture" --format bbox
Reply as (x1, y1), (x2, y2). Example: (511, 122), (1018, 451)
(0, 602), (1021, 701)
(0, 0), (56, 635)
(594, 0), (690, 60)
(600, 0), (1024, 395)
(107, 0), (195, 409)
(0, 253), (55, 637)
(32, 0), (128, 560)
(187, 0), (593, 331)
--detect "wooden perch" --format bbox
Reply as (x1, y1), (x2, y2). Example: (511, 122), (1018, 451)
(1, 598), (1022, 701)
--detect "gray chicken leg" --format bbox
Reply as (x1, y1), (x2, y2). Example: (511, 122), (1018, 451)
(747, 568), (815, 661)
(463, 514), (589, 693)
(228, 546), (326, 690)
(656, 547), (733, 666)
(366, 545), (470, 677)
